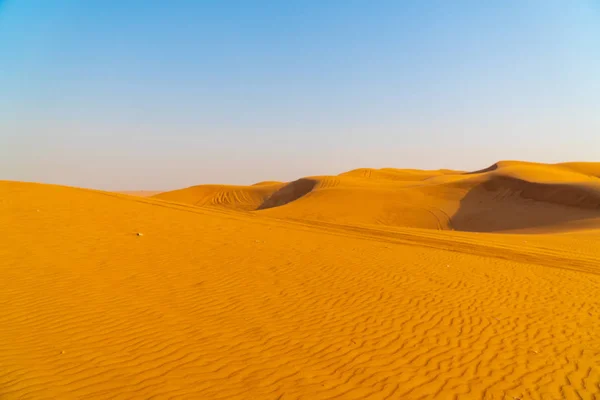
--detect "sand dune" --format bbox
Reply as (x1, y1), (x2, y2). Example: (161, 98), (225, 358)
(2, 162), (600, 399)
(153, 182), (283, 211)
(154, 161), (600, 233)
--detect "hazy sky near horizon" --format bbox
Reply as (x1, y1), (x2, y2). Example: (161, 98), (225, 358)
(1, 1), (599, 190)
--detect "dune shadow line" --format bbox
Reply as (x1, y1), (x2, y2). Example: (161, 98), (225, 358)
(451, 175), (600, 232)
(257, 178), (318, 210)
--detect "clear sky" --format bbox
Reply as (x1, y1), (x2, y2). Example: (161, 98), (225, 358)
(1, 1), (599, 190)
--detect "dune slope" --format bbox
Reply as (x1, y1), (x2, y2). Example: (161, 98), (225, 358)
(1, 178), (600, 399)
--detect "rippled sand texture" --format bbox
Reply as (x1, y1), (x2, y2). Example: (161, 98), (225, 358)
(1, 161), (600, 399)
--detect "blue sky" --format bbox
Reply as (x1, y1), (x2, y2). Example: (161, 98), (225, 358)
(1, 1), (599, 190)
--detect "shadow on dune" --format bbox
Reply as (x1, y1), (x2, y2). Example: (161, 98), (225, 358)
(450, 175), (600, 232)
(257, 178), (317, 210)
(463, 163), (498, 175)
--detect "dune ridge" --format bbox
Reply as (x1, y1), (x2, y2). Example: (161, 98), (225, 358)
(116, 190), (163, 197)
(2, 161), (600, 399)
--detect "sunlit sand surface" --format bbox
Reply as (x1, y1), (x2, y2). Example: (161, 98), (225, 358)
(1, 161), (599, 399)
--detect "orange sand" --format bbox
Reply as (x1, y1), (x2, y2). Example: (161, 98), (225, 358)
(1, 161), (600, 399)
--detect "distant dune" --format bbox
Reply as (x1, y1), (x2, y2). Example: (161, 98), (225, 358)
(152, 182), (284, 211)
(1, 162), (600, 399)
(152, 161), (600, 233)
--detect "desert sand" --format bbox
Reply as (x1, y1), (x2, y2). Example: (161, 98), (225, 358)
(1, 161), (600, 399)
